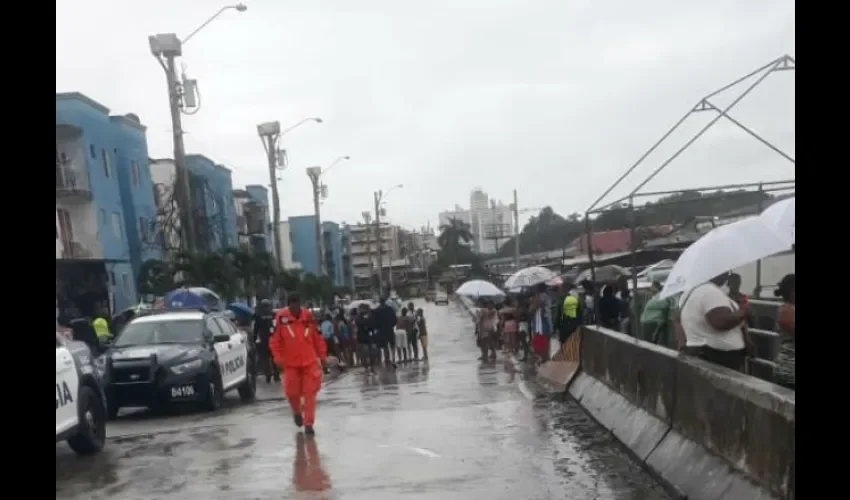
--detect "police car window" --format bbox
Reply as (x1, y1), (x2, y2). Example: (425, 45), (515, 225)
(206, 318), (224, 336)
(214, 317), (236, 334)
(114, 319), (204, 346)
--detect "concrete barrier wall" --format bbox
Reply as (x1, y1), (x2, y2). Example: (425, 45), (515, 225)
(569, 326), (795, 500)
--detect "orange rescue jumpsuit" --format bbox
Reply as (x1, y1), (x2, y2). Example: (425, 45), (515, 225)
(270, 307), (327, 426)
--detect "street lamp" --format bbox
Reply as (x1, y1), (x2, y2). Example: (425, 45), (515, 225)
(306, 155), (351, 276)
(148, 3), (247, 253)
(373, 184), (404, 293)
(257, 117), (323, 269)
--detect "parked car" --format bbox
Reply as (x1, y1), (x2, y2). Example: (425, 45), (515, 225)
(434, 291), (449, 305)
(97, 308), (256, 418)
(56, 333), (107, 455)
(425, 291), (436, 302)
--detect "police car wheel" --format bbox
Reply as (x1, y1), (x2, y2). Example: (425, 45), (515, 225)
(67, 386), (106, 455)
(204, 371), (224, 411)
(237, 364), (256, 403)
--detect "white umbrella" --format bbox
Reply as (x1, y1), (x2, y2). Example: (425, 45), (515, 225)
(660, 216), (791, 299)
(504, 266), (558, 290)
(759, 196), (795, 247)
(455, 279), (505, 298)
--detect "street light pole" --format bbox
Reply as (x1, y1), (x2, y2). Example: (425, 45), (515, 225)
(362, 211), (374, 293)
(164, 52), (195, 252)
(148, 3), (247, 253)
(513, 189), (520, 269)
(306, 155), (349, 278)
(257, 117), (322, 270)
(372, 184), (403, 295)
(373, 190), (383, 294)
(306, 166), (324, 276)
(258, 121), (283, 266)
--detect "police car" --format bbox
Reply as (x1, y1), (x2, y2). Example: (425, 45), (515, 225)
(96, 309), (256, 418)
(56, 333), (107, 455)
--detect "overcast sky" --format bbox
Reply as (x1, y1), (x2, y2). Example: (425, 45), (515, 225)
(57, 0), (795, 232)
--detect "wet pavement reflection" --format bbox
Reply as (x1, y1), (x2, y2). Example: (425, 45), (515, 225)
(56, 300), (670, 500)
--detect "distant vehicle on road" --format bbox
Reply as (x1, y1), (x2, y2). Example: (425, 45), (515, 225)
(56, 333), (107, 455)
(97, 309), (256, 419)
(434, 291), (449, 305)
(425, 290), (436, 302)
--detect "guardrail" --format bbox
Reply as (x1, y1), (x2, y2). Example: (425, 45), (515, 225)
(560, 326), (794, 500)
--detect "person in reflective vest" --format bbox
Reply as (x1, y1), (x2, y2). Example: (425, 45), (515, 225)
(559, 285), (581, 344)
(270, 294), (328, 435)
(92, 308), (111, 341)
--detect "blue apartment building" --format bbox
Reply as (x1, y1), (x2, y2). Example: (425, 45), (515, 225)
(185, 154), (238, 251)
(288, 215), (346, 287)
(56, 92), (162, 316)
(245, 185), (273, 254)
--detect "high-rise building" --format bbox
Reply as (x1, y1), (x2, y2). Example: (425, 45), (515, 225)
(348, 223), (400, 278)
(437, 189), (515, 255)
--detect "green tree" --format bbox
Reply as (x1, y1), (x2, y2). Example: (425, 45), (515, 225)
(438, 218), (474, 264)
(496, 189), (774, 257)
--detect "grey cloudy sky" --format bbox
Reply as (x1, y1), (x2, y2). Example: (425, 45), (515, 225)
(57, 0), (795, 231)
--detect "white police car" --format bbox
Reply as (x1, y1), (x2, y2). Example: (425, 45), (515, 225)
(97, 309), (256, 417)
(56, 333), (107, 455)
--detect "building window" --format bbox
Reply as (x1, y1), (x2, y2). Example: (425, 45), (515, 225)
(112, 212), (123, 239)
(139, 217), (149, 242)
(122, 273), (130, 296)
(109, 271), (116, 286)
(99, 209), (107, 226)
(102, 149), (110, 178)
(131, 160), (139, 187)
(89, 145), (96, 159)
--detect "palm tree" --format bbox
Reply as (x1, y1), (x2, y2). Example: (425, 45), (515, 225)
(438, 218), (474, 264)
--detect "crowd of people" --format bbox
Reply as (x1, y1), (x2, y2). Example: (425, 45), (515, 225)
(253, 296), (429, 379)
(635, 271), (795, 389)
(470, 270), (795, 390)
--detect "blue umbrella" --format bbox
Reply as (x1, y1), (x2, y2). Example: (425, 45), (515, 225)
(163, 288), (212, 310)
(227, 302), (254, 320)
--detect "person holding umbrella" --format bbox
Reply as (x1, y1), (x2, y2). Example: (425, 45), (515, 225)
(679, 272), (749, 371)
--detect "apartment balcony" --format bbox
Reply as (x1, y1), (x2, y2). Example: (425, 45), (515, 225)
(58, 230), (103, 260)
(56, 126), (92, 202)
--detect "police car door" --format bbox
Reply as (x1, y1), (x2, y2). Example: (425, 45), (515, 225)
(207, 318), (237, 388)
(55, 336), (80, 436)
(214, 318), (247, 390)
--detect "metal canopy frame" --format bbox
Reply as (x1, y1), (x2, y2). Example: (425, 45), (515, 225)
(580, 54), (795, 290)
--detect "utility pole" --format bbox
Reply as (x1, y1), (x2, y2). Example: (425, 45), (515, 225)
(148, 4), (247, 253)
(362, 211), (374, 293)
(307, 166), (325, 276)
(374, 191), (384, 294)
(257, 117), (323, 270)
(257, 122), (284, 267)
(150, 35), (197, 253)
(512, 189), (520, 269)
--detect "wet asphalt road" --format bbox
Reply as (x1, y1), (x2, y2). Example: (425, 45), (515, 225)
(56, 300), (670, 500)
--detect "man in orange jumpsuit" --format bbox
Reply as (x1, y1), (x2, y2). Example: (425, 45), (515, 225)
(270, 294), (328, 435)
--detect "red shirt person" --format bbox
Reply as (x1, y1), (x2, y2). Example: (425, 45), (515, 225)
(270, 294), (327, 435)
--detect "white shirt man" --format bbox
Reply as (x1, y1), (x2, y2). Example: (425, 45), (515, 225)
(679, 282), (745, 352)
